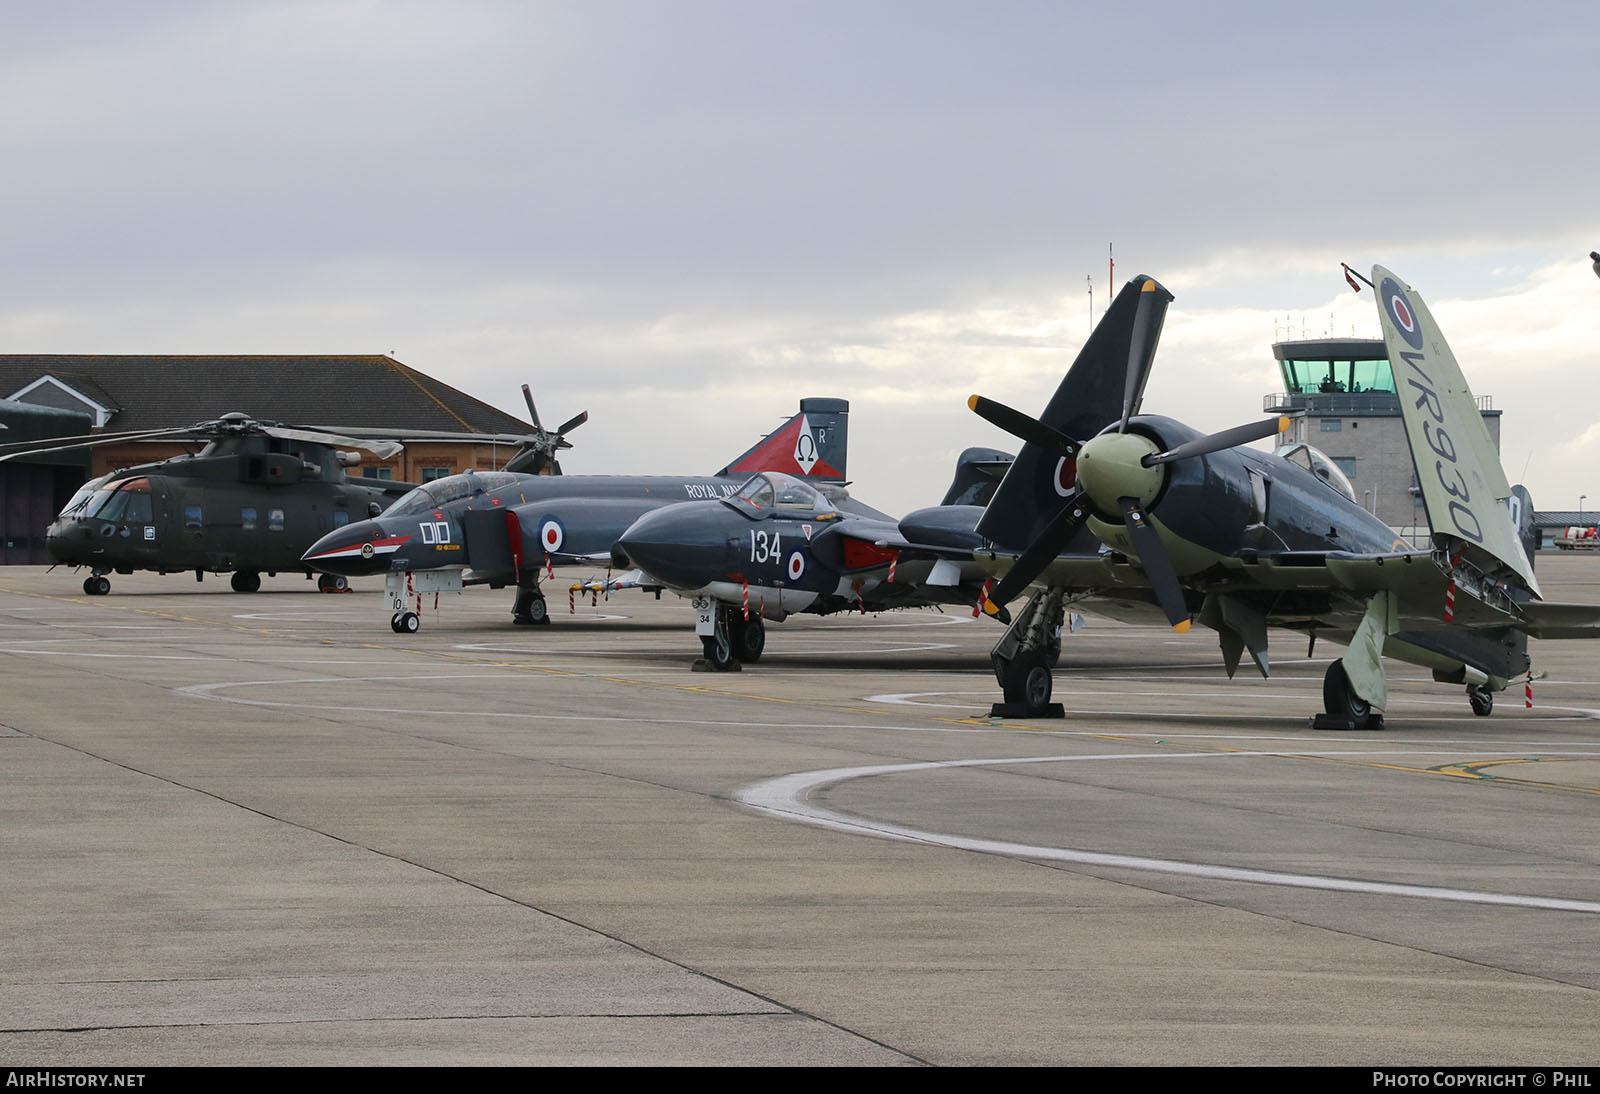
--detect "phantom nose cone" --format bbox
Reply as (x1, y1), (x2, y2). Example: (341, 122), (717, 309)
(616, 504), (733, 590)
(1076, 432), (1164, 512)
(302, 519), (397, 576)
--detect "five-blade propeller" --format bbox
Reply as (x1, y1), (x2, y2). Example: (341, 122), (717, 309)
(972, 400), (1290, 627)
(967, 396), (1078, 458)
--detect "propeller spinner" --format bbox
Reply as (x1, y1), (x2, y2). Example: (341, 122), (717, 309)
(970, 400), (1290, 627)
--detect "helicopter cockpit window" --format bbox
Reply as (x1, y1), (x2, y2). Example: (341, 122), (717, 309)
(1273, 443), (1356, 502)
(59, 476), (111, 519)
(83, 478), (154, 524)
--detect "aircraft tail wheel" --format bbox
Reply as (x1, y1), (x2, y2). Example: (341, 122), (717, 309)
(732, 616), (765, 663)
(396, 611), (420, 634)
(230, 570), (261, 593)
(1321, 660), (1372, 730)
(1468, 685), (1494, 717)
(1002, 650), (1053, 715)
(701, 633), (738, 671)
(84, 576), (111, 596)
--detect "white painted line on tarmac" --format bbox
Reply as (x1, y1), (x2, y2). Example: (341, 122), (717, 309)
(0, 646), (213, 660)
(738, 753), (1600, 914)
(176, 675), (1013, 733)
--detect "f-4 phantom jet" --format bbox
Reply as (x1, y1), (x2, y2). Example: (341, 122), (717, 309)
(303, 398), (855, 632)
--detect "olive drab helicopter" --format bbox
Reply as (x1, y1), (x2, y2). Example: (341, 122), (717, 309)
(0, 387), (586, 596)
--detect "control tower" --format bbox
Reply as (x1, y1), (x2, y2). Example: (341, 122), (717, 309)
(1264, 338), (1501, 532)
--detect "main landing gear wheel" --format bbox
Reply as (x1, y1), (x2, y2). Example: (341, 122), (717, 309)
(317, 573), (349, 593)
(83, 575), (111, 596)
(391, 611), (420, 634)
(231, 570), (261, 593)
(512, 588), (550, 626)
(1468, 685), (1494, 717)
(1000, 650), (1054, 716)
(1319, 660), (1375, 730)
(731, 616), (765, 663)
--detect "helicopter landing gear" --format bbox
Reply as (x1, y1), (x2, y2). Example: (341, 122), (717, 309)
(512, 585), (550, 626)
(1467, 684), (1494, 717)
(230, 570), (261, 593)
(317, 573), (349, 593)
(83, 574), (111, 596)
(390, 610), (420, 634)
(986, 589), (1066, 717)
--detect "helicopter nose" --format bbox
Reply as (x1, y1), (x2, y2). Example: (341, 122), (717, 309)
(45, 518), (96, 564)
(615, 505), (732, 590)
(302, 519), (405, 576)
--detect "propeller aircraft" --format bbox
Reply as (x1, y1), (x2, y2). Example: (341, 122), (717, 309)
(961, 269), (1600, 726)
(0, 385), (582, 595)
(301, 398), (859, 633)
(612, 447), (1011, 668)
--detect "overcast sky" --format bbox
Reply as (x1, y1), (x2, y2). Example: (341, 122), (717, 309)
(4, 1), (1597, 516)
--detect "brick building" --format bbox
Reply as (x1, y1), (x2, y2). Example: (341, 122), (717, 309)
(0, 355), (540, 486)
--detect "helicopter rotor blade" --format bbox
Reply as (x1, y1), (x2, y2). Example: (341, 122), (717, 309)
(521, 384), (544, 431)
(1118, 495), (1191, 632)
(979, 497), (1093, 624)
(555, 410), (589, 437)
(1141, 417), (1292, 467)
(0, 424), (206, 455)
(263, 426), (403, 461)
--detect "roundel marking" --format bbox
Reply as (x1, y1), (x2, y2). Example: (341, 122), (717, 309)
(787, 549), (806, 582)
(1379, 277), (1424, 350)
(540, 518), (564, 553)
(360, 543), (376, 560)
(1053, 455), (1077, 497)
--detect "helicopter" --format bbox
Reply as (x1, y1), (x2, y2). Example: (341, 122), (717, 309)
(0, 389), (585, 596)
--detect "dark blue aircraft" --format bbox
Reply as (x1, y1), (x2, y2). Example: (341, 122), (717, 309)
(303, 398), (854, 632)
(958, 270), (1600, 725)
(612, 449), (1010, 668)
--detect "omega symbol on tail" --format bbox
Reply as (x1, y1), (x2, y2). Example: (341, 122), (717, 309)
(793, 416), (818, 475)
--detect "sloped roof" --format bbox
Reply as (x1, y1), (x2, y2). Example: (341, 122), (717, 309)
(0, 355), (530, 435)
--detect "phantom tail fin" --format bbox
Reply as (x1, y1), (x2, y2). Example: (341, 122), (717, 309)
(941, 447), (1015, 506)
(1372, 266), (1540, 598)
(976, 275), (1172, 549)
(718, 397), (848, 482)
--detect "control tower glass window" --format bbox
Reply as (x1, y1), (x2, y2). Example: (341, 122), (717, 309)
(1280, 357), (1395, 395)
